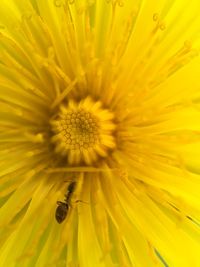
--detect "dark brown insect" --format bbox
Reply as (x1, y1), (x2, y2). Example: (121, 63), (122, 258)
(55, 181), (76, 224)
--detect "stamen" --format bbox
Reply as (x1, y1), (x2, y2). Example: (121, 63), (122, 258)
(51, 97), (116, 165)
(45, 167), (118, 173)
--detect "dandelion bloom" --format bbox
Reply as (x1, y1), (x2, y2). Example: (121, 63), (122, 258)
(1, 0), (200, 266)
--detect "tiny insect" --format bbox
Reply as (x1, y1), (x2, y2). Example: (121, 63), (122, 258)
(55, 181), (76, 224)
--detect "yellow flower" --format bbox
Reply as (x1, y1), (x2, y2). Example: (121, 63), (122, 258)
(1, 0), (200, 266)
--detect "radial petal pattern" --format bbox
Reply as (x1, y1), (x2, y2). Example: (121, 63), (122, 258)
(0, 0), (200, 267)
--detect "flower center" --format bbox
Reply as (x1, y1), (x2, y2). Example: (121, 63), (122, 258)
(51, 97), (116, 165)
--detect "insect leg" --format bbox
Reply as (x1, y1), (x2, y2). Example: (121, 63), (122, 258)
(57, 201), (65, 205)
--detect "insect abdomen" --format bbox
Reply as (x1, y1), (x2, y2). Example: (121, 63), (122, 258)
(55, 204), (68, 224)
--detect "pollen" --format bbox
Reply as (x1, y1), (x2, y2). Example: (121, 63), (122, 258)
(51, 97), (116, 165)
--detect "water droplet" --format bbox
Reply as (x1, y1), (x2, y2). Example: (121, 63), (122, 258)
(12, 22), (21, 31)
(153, 13), (159, 22)
(159, 22), (166, 31)
(15, 109), (23, 117)
(22, 11), (33, 20)
(88, 0), (95, 6)
(25, 169), (36, 179)
(117, 0), (124, 7)
(26, 151), (35, 157)
(48, 46), (55, 60)
(54, 0), (63, 7)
